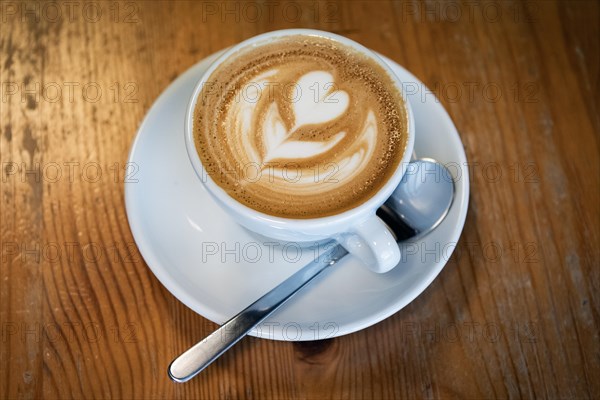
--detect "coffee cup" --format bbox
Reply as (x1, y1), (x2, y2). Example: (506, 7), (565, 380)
(185, 29), (415, 273)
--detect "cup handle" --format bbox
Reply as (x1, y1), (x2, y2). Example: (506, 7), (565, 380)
(336, 215), (400, 273)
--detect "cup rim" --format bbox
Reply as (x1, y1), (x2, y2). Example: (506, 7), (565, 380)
(184, 28), (415, 228)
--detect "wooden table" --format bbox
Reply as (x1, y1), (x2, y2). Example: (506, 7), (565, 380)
(1, 1), (598, 398)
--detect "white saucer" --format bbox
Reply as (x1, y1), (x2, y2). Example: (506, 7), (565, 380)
(125, 51), (469, 341)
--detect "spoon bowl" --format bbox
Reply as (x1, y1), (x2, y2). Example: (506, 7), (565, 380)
(379, 158), (455, 241)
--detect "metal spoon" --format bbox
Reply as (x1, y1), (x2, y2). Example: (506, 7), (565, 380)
(168, 159), (455, 382)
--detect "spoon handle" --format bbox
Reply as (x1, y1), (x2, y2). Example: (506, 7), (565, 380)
(168, 243), (348, 382)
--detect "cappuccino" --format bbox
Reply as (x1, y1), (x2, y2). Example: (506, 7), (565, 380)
(194, 35), (408, 218)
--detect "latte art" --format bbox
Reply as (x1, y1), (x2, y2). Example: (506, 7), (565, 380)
(194, 35), (408, 218)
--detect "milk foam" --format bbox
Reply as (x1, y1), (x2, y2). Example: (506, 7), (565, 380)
(194, 35), (408, 218)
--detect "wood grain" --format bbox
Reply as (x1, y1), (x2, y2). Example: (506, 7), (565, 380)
(1, 1), (598, 398)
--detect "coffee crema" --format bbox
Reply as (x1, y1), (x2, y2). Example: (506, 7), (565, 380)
(194, 35), (408, 218)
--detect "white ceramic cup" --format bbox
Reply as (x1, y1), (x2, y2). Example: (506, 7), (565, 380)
(185, 29), (415, 273)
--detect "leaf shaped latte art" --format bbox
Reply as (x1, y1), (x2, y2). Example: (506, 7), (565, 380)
(226, 68), (378, 194)
(257, 71), (351, 163)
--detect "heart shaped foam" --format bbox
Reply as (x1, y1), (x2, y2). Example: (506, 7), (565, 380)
(292, 71), (350, 129)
